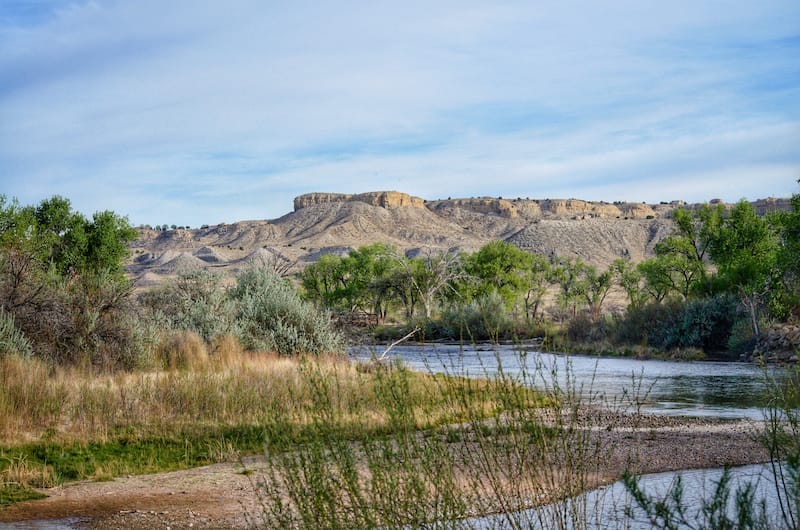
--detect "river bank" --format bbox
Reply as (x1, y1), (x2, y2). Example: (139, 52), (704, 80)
(0, 413), (770, 529)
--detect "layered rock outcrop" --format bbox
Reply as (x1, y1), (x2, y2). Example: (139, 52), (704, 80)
(427, 197), (530, 219)
(294, 191), (425, 211)
(538, 199), (622, 219)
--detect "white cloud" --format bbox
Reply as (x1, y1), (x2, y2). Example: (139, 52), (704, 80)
(0, 1), (798, 226)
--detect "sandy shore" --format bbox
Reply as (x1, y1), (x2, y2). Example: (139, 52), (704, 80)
(0, 414), (771, 529)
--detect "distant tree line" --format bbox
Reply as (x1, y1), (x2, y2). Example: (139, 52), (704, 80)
(300, 190), (800, 355)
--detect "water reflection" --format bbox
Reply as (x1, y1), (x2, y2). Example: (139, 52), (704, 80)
(350, 343), (785, 419)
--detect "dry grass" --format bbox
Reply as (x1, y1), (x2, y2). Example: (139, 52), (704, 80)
(0, 344), (515, 447)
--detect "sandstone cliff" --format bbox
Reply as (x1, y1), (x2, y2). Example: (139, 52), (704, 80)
(294, 191), (426, 211)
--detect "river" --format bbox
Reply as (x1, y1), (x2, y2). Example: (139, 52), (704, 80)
(351, 343), (797, 528)
(350, 343), (783, 419)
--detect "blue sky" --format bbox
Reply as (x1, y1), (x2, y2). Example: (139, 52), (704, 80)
(1, 1), (798, 227)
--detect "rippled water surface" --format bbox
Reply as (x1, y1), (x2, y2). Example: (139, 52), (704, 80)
(351, 343), (786, 419)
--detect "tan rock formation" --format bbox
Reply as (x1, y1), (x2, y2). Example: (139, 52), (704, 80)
(537, 199), (623, 219)
(294, 191), (425, 211)
(617, 203), (657, 219)
(428, 197), (525, 219)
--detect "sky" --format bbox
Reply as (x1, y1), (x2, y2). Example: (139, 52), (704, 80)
(1, 1), (798, 228)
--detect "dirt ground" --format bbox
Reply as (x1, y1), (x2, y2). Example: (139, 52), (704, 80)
(0, 417), (770, 529)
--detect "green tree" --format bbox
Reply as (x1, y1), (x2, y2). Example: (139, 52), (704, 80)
(652, 205), (722, 298)
(775, 190), (800, 313)
(612, 258), (646, 309)
(523, 254), (552, 322)
(707, 200), (779, 338)
(84, 210), (137, 277)
(551, 258), (590, 318)
(463, 241), (534, 310)
(583, 264), (614, 319)
(301, 254), (347, 309)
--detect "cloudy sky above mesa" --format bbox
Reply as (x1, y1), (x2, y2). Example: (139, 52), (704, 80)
(1, 1), (798, 227)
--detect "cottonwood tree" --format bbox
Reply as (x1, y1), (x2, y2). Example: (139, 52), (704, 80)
(583, 264), (614, 319)
(405, 250), (466, 319)
(612, 258), (646, 309)
(708, 200), (779, 339)
(523, 254), (552, 322)
(551, 258), (590, 319)
(463, 241), (534, 311)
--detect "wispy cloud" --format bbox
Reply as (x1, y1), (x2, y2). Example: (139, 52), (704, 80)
(0, 0), (798, 226)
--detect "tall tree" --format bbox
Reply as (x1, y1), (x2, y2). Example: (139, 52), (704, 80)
(463, 241), (534, 310)
(707, 200), (778, 338)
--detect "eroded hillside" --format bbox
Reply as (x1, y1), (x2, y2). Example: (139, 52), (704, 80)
(126, 191), (790, 287)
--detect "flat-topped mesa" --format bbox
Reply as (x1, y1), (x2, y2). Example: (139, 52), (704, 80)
(294, 191), (426, 211)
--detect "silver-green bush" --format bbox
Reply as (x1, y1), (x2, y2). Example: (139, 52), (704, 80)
(0, 309), (32, 358)
(230, 267), (342, 355)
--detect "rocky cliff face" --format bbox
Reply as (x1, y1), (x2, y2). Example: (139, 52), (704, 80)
(427, 197), (530, 219)
(294, 191), (426, 211)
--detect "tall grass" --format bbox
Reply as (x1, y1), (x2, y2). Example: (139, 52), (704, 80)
(0, 339), (518, 494)
(248, 349), (629, 529)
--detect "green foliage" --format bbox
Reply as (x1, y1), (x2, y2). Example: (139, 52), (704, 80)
(709, 201), (778, 290)
(614, 294), (739, 352)
(0, 195), (142, 368)
(0, 482), (47, 507)
(139, 269), (237, 342)
(435, 291), (512, 341)
(664, 294), (739, 352)
(231, 266), (342, 355)
(0, 195), (136, 279)
(550, 257), (590, 318)
(301, 244), (403, 316)
(0, 309), (32, 358)
(462, 240), (534, 309)
(613, 258), (646, 309)
(613, 299), (684, 348)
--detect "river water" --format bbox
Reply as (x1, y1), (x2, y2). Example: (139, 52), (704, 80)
(462, 463), (794, 529)
(350, 343), (784, 419)
(352, 343), (797, 528)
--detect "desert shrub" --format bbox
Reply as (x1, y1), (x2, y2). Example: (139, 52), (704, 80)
(156, 330), (209, 370)
(4, 270), (153, 370)
(230, 267), (342, 355)
(436, 291), (513, 341)
(138, 269), (236, 342)
(59, 272), (154, 370)
(0, 310), (32, 358)
(663, 294), (739, 352)
(614, 294), (739, 353)
(566, 313), (612, 343)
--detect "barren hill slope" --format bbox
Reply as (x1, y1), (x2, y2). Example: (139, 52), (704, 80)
(126, 191), (789, 287)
